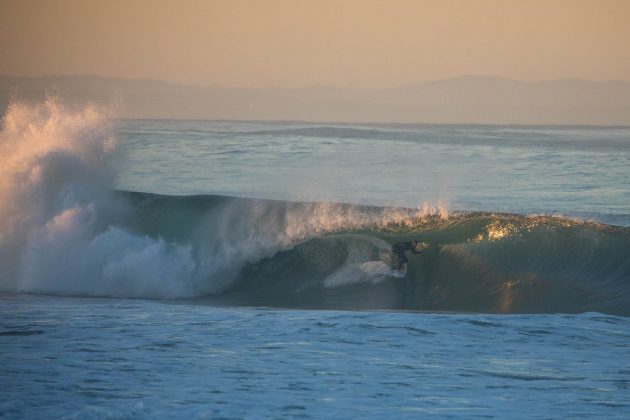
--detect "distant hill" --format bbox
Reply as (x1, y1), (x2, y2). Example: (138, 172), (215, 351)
(1, 75), (629, 125)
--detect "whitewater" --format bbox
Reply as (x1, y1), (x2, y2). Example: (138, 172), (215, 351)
(1, 100), (629, 418)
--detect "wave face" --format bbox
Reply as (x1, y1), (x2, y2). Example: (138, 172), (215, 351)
(110, 192), (630, 316)
(1, 100), (629, 315)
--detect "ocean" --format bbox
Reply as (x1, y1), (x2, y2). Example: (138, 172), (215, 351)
(1, 100), (629, 418)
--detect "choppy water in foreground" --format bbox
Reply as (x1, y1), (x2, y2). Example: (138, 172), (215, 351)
(1, 103), (629, 418)
(2, 295), (629, 418)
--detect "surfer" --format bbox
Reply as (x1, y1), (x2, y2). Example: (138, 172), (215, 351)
(392, 239), (422, 270)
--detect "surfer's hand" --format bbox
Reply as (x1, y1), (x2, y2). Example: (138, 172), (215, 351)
(414, 242), (429, 253)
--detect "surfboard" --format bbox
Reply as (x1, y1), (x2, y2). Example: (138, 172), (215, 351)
(390, 263), (407, 278)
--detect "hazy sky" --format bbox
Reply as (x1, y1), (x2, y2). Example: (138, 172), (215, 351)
(1, 0), (629, 89)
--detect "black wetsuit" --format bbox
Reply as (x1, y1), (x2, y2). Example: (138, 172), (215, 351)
(392, 241), (420, 269)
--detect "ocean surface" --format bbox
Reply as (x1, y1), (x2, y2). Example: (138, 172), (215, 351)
(1, 101), (630, 418)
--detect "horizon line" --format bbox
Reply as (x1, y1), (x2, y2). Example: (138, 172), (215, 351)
(2, 73), (630, 91)
(115, 116), (630, 129)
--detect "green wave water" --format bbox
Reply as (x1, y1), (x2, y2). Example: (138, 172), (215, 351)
(123, 192), (630, 315)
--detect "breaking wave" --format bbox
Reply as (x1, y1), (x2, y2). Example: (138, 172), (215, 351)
(1, 100), (629, 315)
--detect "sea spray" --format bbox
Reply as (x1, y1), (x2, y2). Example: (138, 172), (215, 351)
(0, 100), (203, 297)
(0, 100), (448, 299)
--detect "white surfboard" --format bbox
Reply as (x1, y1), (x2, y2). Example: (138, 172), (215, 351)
(390, 263), (407, 278)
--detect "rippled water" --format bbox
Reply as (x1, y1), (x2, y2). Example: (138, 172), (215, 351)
(2, 295), (629, 418)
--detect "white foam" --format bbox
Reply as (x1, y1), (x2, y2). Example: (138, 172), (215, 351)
(0, 99), (213, 298)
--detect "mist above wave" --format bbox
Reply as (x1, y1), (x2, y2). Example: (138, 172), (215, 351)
(0, 100), (208, 297)
(0, 99), (445, 299)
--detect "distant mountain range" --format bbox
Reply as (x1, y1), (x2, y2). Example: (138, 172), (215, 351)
(1, 74), (629, 125)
